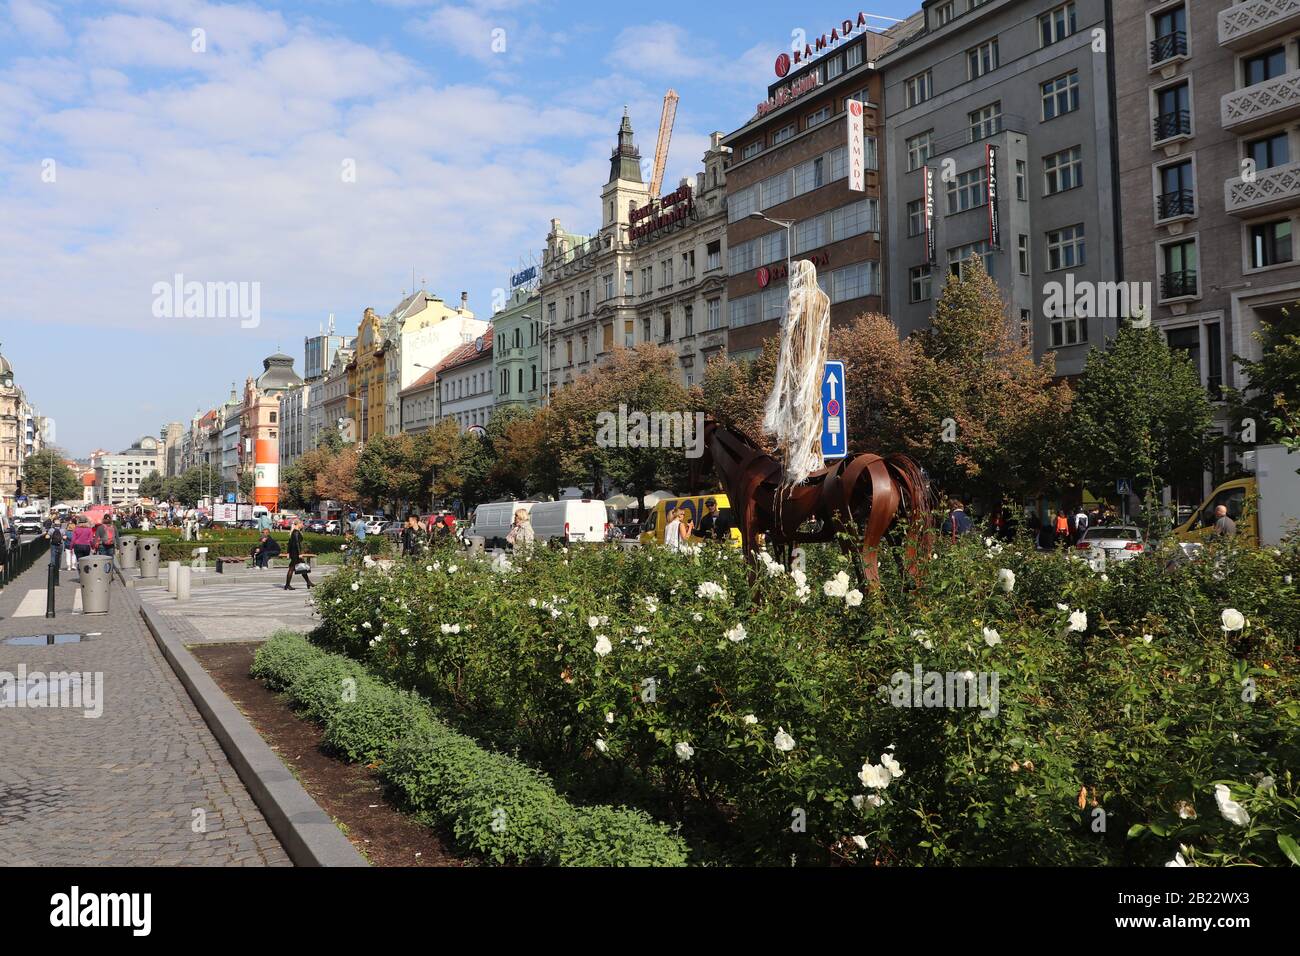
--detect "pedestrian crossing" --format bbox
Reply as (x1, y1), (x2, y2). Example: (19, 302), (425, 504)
(9, 587), (82, 617)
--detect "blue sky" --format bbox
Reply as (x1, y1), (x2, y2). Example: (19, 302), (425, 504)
(0, 0), (916, 456)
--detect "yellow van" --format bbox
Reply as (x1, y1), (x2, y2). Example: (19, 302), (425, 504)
(639, 493), (743, 547)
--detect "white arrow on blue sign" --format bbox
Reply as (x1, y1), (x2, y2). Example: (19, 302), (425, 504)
(821, 361), (848, 460)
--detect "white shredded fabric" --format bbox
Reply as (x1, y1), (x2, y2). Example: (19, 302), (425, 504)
(763, 259), (831, 486)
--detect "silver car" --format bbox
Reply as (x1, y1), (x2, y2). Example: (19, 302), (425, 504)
(1076, 525), (1146, 562)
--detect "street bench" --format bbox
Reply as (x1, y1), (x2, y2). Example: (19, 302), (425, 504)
(216, 556), (247, 573)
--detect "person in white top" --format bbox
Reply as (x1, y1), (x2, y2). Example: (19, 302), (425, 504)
(664, 509), (683, 552)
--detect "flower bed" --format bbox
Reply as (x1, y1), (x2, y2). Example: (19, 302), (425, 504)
(308, 538), (1300, 866)
(250, 632), (687, 866)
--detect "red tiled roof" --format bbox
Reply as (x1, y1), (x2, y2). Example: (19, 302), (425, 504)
(437, 327), (493, 376)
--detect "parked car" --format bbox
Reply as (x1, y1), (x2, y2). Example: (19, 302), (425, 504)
(529, 499), (609, 545)
(14, 515), (44, 535)
(306, 518), (327, 534)
(1076, 525), (1147, 563)
(382, 521), (405, 541)
(276, 513), (298, 530)
(324, 519), (340, 535)
(363, 516), (385, 536)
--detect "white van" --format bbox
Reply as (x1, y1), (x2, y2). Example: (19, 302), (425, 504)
(529, 499), (609, 545)
(470, 501), (537, 548)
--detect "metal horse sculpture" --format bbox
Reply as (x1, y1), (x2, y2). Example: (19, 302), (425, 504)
(690, 417), (933, 586)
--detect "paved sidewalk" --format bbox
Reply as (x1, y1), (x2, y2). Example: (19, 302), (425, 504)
(0, 559), (291, 866)
(136, 566), (331, 644)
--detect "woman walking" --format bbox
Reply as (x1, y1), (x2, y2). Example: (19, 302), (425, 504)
(284, 519), (314, 590)
(664, 508), (684, 552)
(506, 508), (534, 552)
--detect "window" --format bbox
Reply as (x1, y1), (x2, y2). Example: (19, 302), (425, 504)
(828, 262), (879, 303)
(1161, 239), (1198, 298)
(967, 39), (999, 80)
(761, 286), (785, 322)
(909, 265), (932, 303)
(624, 270), (634, 295)
(826, 55), (843, 81)
(682, 250), (695, 280)
(662, 258), (674, 287)
(1039, 2), (1077, 47)
(865, 136), (878, 171)
(1046, 224), (1085, 270)
(760, 229), (787, 265)
(729, 238), (758, 273)
(707, 298), (722, 330)
(661, 312), (672, 343)
(907, 198), (925, 237)
(1247, 132), (1290, 171)
(1250, 219), (1293, 269)
(1050, 315), (1088, 348)
(641, 266), (653, 293)
(580, 290), (591, 314)
(602, 274), (614, 300)
(949, 241), (992, 279)
(968, 102), (1002, 142)
(1016, 160), (1027, 200)
(1151, 5), (1187, 64)
(1018, 234), (1030, 274)
(846, 43), (863, 70)
(1157, 159), (1195, 219)
(1206, 322), (1223, 396)
(793, 155), (826, 195)
(706, 240), (721, 271)
(907, 131), (933, 171)
(1244, 46), (1286, 87)
(547, 302), (555, 326)
(772, 124), (796, 146)
(934, 2), (954, 27)
(806, 105), (832, 128)
(835, 199), (878, 240)
(762, 170), (792, 207)
(741, 141), (762, 160)
(946, 166), (988, 213)
(641, 317), (651, 341)
(729, 294), (759, 328)
(728, 184), (759, 222)
(1154, 82), (1191, 140)
(1043, 146), (1083, 194)
(905, 71), (932, 108)
(1041, 71), (1079, 120)
(795, 214), (828, 253)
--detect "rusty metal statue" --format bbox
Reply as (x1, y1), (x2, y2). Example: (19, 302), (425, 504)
(689, 417), (932, 586)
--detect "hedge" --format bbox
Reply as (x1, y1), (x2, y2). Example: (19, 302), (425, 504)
(250, 632), (688, 867)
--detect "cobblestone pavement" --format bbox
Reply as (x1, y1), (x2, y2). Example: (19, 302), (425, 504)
(136, 567), (330, 644)
(0, 560), (291, 866)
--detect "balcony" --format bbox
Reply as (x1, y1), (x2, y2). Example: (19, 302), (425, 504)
(1224, 159), (1300, 216)
(1221, 70), (1300, 132)
(1153, 109), (1192, 141)
(1157, 187), (1196, 220)
(1160, 270), (1198, 299)
(1150, 30), (1188, 66)
(1218, 0), (1300, 49)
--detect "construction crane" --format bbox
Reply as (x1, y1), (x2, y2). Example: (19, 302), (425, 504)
(649, 89), (679, 199)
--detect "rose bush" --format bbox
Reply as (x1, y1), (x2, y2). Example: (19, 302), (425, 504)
(309, 534), (1299, 866)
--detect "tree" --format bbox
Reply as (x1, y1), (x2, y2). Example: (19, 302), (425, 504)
(356, 433), (429, 514)
(21, 448), (81, 501)
(315, 445), (359, 506)
(173, 464), (222, 506)
(138, 470), (164, 500)
(1069, 324), (1216, 505)
(238, 471), (255, 500)
(1226, 301), (1300, 450)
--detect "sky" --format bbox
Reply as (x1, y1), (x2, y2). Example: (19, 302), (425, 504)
(0, 0), (916, 457)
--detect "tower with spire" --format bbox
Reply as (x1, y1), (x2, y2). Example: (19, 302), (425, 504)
(601, 108), (651, 240)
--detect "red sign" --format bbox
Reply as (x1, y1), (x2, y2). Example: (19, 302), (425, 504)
(755, 251), (831, 287)
(757, 267), (771, 288)
(628, 183), (695, 242)
(775, 12), (870, 77)
(826, 399), (841, 417)
(757, 70), (824, 117)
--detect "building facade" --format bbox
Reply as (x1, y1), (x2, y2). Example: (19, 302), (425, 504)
(94, 437), (161, 506)
(436, 329), (495, 431)
(279, 382), (311, 470)
(381, 289), (485, 436)
(491, 287), (544, 410)
(318, 347), (355, 444)
(1115, 0), (1300, 501)
(0, 353), (22, 507)
(540, 113), (730, 389)
(879, 0), (1121, 375)
(722, 17), (893, 359)
(304, 315), (352, 382)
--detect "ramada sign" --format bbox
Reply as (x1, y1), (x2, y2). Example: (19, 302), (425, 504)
(775, 12), (871, 78)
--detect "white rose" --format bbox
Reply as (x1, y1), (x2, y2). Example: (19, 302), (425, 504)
(350, 582), (359, 592)
(1214, 784), (1250, 827)
(858, 762), (892, 790)
(595, 738), (608, 753)
(1068, 610), (1088, 633)
(588, 616), (600, 630)
(997, 568), (1015, 593)
(1142, 634), (1154, 644)
(593, 635), (613, 657)
(743, 714), (758, 725)
(605, 711), (614, 724)
(982, 627), (1001, 647)
(773, 728), (795, 752)
(1220, 608), (1245, 633)
(1165, 852), (1188, 868)
(674, 741), (694, 762)
(726, 623), (748, 643)
(845, 589), (864, 607)
(851, 835), (867, 850)
(880, 752), (904, 779)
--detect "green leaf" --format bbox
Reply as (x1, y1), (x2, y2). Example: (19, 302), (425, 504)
(1278, 833), (1300, 867)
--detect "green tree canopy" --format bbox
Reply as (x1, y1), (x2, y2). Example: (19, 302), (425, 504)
(21, 448), (81, 501)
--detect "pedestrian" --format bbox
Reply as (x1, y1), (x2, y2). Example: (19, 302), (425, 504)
(1072, 504), (1090, 545)
(401, 514), (425, 557)
(1212, 504), (1237, 538)
(45, 518), (64, 570)
(664, 508), (684, 552)
(940, 499), (973, 540)
(350, 512), (367, 542)
(257, 510), (272, 534)
(70, 516), (94, 567)
(63, 519), (77, 571)
(698, 498), (731, 542)
(95, 514), (116, 572)
(506, 508), (534, 552)
(284, 520), (314, 590)
(1053, 509), (1070, 547)
(679, 508), (694, 545)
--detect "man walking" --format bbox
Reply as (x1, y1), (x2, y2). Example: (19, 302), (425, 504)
(1212, 504), (1237, 538)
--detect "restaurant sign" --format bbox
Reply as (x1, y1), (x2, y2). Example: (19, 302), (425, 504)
(628, 183), (695, 242)
(756, 70), (825, 118)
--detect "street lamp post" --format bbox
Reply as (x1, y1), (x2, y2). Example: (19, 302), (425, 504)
(748, 212), (795, 290)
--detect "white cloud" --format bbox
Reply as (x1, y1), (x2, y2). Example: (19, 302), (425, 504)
(7, 0), (68, 47)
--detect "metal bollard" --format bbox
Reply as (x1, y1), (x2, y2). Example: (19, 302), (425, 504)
(176, 565), (191, 602)
(167, 561), (180, 595)
(46, 564), (57, 619)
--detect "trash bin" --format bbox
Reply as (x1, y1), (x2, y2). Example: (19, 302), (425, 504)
(138, 538), (161, 578)
(78, 555), (111, 614)
(117, 535), (138, 570)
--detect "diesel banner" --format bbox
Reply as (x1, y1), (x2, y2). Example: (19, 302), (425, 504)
(923, 165), (936, 265)
(987, 143), (1000, 249)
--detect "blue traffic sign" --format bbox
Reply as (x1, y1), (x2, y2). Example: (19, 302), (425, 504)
(821, 361), (848, 460)
(1116, 478), (1131, 496)
(226, 493), (237, 504)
